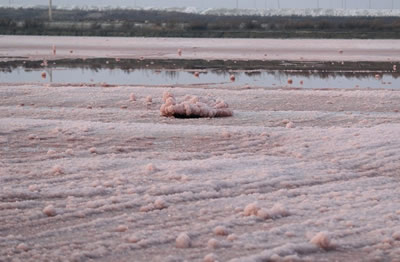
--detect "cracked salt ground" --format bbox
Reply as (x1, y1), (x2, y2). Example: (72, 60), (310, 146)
(1, 82), (400, 261)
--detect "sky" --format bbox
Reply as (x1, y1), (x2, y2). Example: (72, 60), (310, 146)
(1, 0), (398, 9)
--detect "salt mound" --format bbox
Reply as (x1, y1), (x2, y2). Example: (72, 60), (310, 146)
(160, 92), (233, 118)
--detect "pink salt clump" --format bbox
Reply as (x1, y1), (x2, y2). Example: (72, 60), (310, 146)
(89, 147), (97, 154)
(145, 163), (157, 174)
(176, 232), (191, 248)
(43, 205), (57, 217)
(28, 184), (39, 192)
(126, 235), (139, 243)
(256, 208), (270, 219)
(194, 71), (200, 77)
(204, 253), (218, 262)
(213, 226), (229, 236)
(243, 202), (260, 216)
(65, 149), (74, 155)
(17, 243), (29, 252)
(286, 122), (295, 129)
(154, 197), (167, 209)
(51, 165), (64, 175)
(47, 149), (56, 155)
(230, 74), (236, 81)
(207, 238), (219, 249)
(116, 225), (128, 232)
(393, 232), (400, 240)
(160, 92), (233, 118)
(177, 48), (182, 56)
(310, 232), (335, 250)
(129, 93), (136, 101)
(146, 96), (152, 104)
(375, 74), (381, 80)
(269, 203), (290, 218)
(227, 234), (238, 241)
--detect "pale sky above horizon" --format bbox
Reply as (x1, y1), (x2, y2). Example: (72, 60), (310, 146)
(1, 0), (398, 9)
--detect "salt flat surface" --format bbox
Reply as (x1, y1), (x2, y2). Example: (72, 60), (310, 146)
(1, 36), (400, 62)
(1, 80), (400, 261)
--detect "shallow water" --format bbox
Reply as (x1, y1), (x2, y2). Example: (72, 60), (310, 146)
(1, 66), (399, 89)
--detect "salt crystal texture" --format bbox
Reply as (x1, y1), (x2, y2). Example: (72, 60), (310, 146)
(310, 232), (335, 250)
(176, 233), (191, 248)
(160, 92), (233, 118)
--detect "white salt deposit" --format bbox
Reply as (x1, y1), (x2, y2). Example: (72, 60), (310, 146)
(176, 233), (191, 248)
(160, 92), (233, 118)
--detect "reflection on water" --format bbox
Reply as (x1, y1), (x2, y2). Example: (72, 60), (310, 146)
(1, 66), (399, 89)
